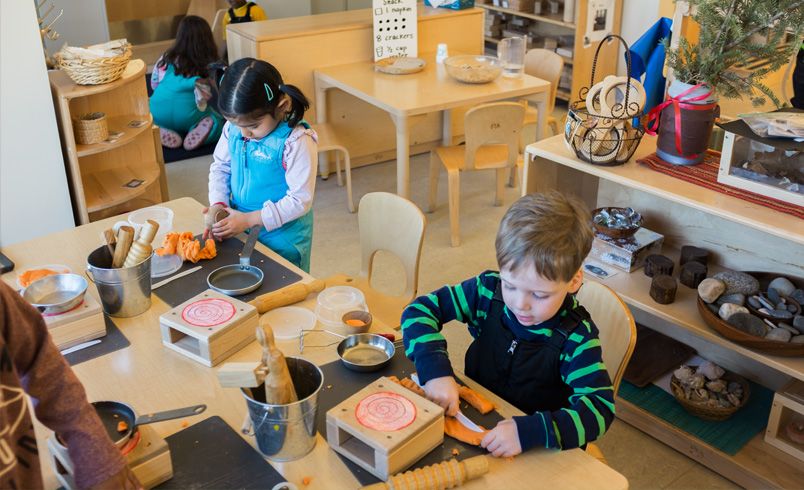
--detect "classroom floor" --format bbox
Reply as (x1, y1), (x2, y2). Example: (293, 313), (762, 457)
(165, 130), (739, 490)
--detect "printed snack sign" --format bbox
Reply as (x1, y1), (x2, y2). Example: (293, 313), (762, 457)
(373, 0), (418, 61)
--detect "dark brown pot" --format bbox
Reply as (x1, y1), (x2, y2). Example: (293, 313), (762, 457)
(656, 81), (720, 165)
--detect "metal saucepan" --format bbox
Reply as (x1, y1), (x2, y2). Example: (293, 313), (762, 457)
(207, 225), (264, 296)
(336, 333), (395, 372)
(22, 273), (88, 315)
(93, 401), (207, 448)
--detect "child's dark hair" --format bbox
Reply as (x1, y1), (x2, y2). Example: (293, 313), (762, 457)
(157, 15), (219, 78)
(217, 58), (309, 127)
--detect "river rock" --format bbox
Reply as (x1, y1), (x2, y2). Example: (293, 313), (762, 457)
(718, 303), (748, 321)
(767, 309), (794, 320)
(789, 304), (799, 313)
(698, 278), (726, 303)
(768, 277), (796, 297)
(713, 271), (760, 296)
(777, 323), (800, 335)
(791, 289), (804, 305)
(747, 296), (762, 309)
(791, 335), (804, 344)
(766, 328), (792, 342)
(794, 315), (804, 330)
(757, 296), (776, 310)
(727, 313), (767, 337)
(716, 293), (745, 307)
(767, 288), (781, 304)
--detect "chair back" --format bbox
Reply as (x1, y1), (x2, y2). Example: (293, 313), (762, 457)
(576, 281), (637, 396)
(358, 192), (426, 302)
(463, 102), (525, 171)
(524, 48), (564, 114)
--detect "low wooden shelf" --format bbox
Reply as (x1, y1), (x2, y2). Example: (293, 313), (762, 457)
(83, 163), (161, 214)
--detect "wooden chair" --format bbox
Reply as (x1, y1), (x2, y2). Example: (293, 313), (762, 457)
(576, 280), (638, 464)
(333, 192), (426, 328)
(310, 123), (355, 213)
(522, 48), (564, 139)
(427, 102), (525, 247)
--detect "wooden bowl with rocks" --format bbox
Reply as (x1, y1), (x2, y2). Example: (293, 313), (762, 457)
(696, 271), (804, 356)
(670, 361), (750, 421)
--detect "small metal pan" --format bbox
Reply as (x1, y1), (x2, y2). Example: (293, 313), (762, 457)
(22, 273), (88, 315)
(93, 401), (207, 448)
(208, 225), (264, 296)
(336, 333), (395, 372)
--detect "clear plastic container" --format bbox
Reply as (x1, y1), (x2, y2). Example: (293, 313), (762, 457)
(127, 206), (174, 243)
(315, 286), (367, 332)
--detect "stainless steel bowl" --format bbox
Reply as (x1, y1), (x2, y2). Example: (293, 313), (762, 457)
(336, 333), (395, 372)
(22, 273), (88, 315)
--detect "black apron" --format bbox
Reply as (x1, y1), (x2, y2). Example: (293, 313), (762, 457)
(465, 283), (590, 415)
(228, 2), (256, 24)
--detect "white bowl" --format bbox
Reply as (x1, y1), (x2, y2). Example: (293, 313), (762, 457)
(127, 206), (174, 242)
(315, 286), (367, 331)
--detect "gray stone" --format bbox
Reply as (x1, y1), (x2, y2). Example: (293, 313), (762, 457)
(747, 296), (762, 309)
(777, 302), (787, 310)
(707, 304), (719, 315)
(716, 293), (745, 307)
(698, 278), (726, 303)
(795, 315), (804, 330)
(777, 323), (800, 335)
(713, 271), (760, 296)
(768, 277), (796, 296)
(757, 296), (776, 310)
(791, 289), (804, 305)
(758, 308), (771, 315)
(719, 303), (749, 321)
(789, 304), (799, 313)
(765, 328), (792, 342)
(768, 309), (794, 320)
(767, 288), (781, 304)
(727, 313), (768, 337)
(791, 335), (804, 344)
(763, 318), (777, 329)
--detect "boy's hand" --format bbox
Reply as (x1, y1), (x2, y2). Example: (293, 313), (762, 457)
(480, 419), (522, 458)
(210, 208), (260, 239)
(423, 376), (460, 416)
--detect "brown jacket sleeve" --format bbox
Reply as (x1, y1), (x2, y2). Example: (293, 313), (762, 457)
(0, 282), (125, 488)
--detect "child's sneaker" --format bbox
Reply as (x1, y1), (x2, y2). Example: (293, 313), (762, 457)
(183, 117), (214, 150)
(160, 127), (183, 149)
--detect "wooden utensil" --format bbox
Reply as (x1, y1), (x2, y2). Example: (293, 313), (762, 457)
(111, 225), (134, 268)
(101, 228), (116, 257)
(249, 279), (325, 313)
(360, 455), (489, 489)
(123, 219), (159, 268)
(255, 322), (298, 405)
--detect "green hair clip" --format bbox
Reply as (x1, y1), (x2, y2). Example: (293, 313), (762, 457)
(264, 83), (274, 102)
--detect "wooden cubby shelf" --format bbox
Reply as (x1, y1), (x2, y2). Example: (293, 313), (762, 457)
(75, 114), (153, 157)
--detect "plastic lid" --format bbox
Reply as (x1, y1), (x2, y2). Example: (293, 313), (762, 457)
(150, 254), (183, 278)
(262, 306), (317, 340)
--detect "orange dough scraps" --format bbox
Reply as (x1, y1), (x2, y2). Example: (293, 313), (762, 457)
(19, 269), (58, 288)
(116, 421), (128, 433)
(444, 416), (487, 446)
(387, 376), (427, 398)
(156, 232), (217, 263)
(459, 385), (495, 414)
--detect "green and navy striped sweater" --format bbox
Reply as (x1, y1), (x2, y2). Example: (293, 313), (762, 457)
(401, 270), (615, 451)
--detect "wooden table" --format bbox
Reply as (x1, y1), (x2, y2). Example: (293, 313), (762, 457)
(314, 53), (551, 199)
(2, 198), (627, 490)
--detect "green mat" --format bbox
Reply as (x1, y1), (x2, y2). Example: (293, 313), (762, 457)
(619, 379), (773, 455)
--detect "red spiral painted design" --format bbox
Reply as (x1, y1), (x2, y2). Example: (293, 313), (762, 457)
(355, 392), (416, 432)
(181, 298), (236, 327)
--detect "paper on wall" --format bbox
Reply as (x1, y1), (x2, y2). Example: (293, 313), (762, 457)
(373, 0), (418, 61)
(583, 0), (614, 47)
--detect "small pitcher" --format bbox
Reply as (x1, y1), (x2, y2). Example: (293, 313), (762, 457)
(497, 36), (526, 78)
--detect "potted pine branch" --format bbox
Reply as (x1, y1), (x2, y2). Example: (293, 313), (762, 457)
(650, 0), (803, 165)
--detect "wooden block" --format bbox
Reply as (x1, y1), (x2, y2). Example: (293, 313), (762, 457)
(679, 261), (708, 289)
(650, 274), (677, 305)
(160, 289), (258, 367)
(680, 245), (710, 266)
(326, 376), (445, 480)
(44, 294), (106, 349)
(217, 361), (267, 388)
(765, 379), (804, 463)
(644, 254), (674, 278)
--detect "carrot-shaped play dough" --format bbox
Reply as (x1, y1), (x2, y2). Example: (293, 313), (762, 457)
(458, 386), (495, 415)
(444, 416), (487, 446)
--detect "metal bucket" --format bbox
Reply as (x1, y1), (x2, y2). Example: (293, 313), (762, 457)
(241, 357), (323, 461)
(86, 245), (152, 317)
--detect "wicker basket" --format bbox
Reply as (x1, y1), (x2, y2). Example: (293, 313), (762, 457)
(670, 368), (750, 422)
(73, 112), (108, 145)
(54, 44), (132, 85)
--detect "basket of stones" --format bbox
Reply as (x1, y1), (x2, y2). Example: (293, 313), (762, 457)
(670, 361), (749, 421)
(697, 271), (804, 356)
(592, 207), (643, 239)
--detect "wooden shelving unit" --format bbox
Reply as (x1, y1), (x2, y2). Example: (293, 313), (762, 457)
(479, 0), (622, 102)
(50, 60), (167, 224)
(524, 135), (804, 489)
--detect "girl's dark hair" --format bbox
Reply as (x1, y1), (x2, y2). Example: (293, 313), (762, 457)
(217, 58), (309, 127)
(158, 15), (219, 78)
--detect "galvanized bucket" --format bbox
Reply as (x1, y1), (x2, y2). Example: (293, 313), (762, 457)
(241, 357), (323, 461)
(86, 245), (152, 317)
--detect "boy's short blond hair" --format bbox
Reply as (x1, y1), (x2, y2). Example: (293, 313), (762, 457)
(495, 191), (593, 282)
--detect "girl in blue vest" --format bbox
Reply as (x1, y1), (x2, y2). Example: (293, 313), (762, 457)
(150, 15), (223, 150)
(204, 58), (317, 272)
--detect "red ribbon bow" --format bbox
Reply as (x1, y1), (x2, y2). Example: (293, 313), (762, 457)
(645, 83), (717, 159)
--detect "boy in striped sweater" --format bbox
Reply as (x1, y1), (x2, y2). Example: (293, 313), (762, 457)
(402, 191), (614, 457)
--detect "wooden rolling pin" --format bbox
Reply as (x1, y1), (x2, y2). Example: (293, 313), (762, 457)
(361, 456), (489, 490)
(123, 219), (159, 268)
(111, 226), (134, 268)
(249, 279), (325, 313)
(255, 322), (298, 405)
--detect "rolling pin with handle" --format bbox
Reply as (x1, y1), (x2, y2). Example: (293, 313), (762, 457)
(361, 456), (489, 490)
(249, 279), (325, 313)
(123, 219), (159, 268)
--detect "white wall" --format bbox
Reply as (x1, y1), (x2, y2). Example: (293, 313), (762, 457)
(0, 1), (75, 246)
(42, 0), (109, 53)
(261, 0), (312, 18)
(618, 0), (660, 75)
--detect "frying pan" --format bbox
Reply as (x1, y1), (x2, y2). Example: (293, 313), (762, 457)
(207, 225), (264, 296)
(93, 401), (207, 448)
(22, 273), (88, 315)
(336, 333), (395, 372)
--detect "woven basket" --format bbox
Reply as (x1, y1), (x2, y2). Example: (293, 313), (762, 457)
(73, 112), (108, 145)
(55, 44), (132, 85)
(670, 368), (750, 422)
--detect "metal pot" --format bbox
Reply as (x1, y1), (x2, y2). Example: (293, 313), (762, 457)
(336, 333), (395, 372)
(22, 273), (88, 315)
(208, 225), (264, 296)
